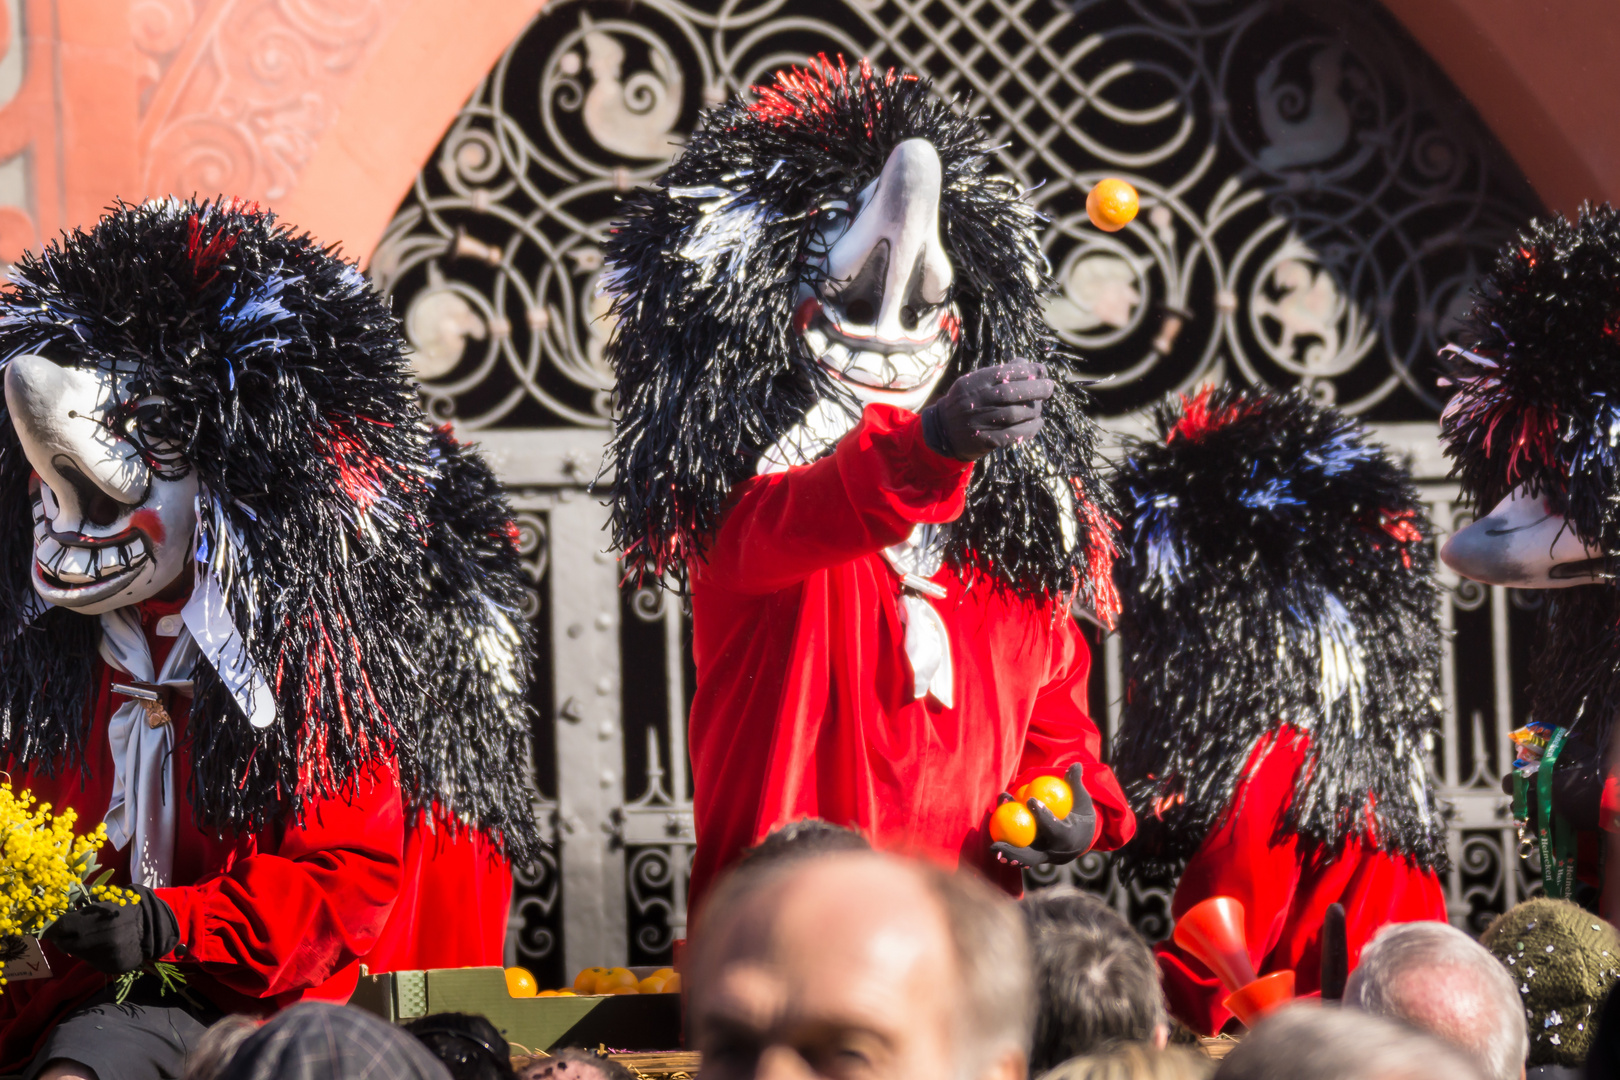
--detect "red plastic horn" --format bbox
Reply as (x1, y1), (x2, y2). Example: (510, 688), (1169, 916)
(1223, 969), (1296, 1027)
(1172, 896), (1257, 994)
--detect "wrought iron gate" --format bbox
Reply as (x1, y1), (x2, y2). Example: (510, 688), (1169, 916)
(366, 0), (1547, 985)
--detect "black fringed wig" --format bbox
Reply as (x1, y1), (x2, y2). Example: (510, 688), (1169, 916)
(1441, 204), (1620, 744)
(0, 199), (539, 861)
(605, 57), (1117, 608)
(1111, 387), (1446, 879)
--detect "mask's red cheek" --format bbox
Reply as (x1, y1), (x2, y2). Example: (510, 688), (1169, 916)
(131, 508), (166, 544)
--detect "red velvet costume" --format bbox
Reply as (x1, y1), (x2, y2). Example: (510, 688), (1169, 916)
(686, 404), (1136, 907)
(0, 597), (405, 1071)
(364, 819), (512, 971)
(1156, 727), (1447, 1034)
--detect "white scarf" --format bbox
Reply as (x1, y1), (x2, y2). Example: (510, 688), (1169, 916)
(96, 569), (276, 888)
(882, 525), (954, 707)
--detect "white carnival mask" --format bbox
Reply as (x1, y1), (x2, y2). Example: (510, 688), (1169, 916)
(4, 353), (198, 614)
(760, 138), (961, 474)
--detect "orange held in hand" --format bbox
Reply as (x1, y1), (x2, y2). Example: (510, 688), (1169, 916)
(1016, 775), (1074, 819)
(505, 966), (539, 997)
(1087, 178), (1139, 232)
(990, 800), (1038, 848)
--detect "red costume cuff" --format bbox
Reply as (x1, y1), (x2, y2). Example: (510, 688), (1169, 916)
(1603, 776), (1620, 833)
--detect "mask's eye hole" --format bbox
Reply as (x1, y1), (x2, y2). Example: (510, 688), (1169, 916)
(820, 199), (852, 225)
(120, 395), (191, 480)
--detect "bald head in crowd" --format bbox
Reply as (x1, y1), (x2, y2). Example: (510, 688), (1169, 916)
(1345, 921), (1528, 1080)
(685, 852), (1032, 1080)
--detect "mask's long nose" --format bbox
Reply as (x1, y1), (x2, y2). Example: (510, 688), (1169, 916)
(4, 354), (149, 531)
(824, 138), (953, 341)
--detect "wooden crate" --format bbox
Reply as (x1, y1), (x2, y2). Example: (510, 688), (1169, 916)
(350, 966), (682, 1053)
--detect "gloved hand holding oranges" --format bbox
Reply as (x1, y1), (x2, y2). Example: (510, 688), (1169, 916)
(987, 762), (1097, 869)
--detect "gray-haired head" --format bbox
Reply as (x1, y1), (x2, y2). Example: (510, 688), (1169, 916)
(1214, 1005), (1486, 1080)
(1020, 886), (1168, 1073)
(1345, 921), (1527, 1080)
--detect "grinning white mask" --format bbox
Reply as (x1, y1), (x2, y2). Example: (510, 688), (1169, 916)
(760, 138), (961, 474)
(4, 353), (198, 615)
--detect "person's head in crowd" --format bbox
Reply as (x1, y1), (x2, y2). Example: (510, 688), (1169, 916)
(218, 1002), (451, 1080)
(1212, 1005), (1486, 1080)
(687, 850), (1032, 1080)
(1480, 897), (1620, 1073)
(1035, 1042), (1211, 1080)
(518, 1049), (638, 1080)
(405, 1012), (517, 1080)
(1345, 920), (1528, 1080)
(735, 819), (872, 872)
(181, 1015), (263, 1080)
(1020, 886), (1169, 1074)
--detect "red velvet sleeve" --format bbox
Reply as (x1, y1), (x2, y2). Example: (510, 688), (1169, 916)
(693, 404), (973, 594)
(155, 757), (405, 998)
(1009, 612), (1136, 852)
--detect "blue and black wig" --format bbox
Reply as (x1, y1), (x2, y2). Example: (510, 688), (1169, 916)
(0, 198), (539, 859)
(1110, 387), (1446, 879)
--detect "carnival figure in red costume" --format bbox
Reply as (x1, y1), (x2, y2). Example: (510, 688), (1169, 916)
(604, 58), (1135, 909)
(1110, 387), (1449, 1034)
(0, 199), (538, 1077)
(1440, 204), (1620, 916)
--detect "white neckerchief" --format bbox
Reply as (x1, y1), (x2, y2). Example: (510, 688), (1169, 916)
(881, 524), (954, 707)
(98, 607), (196, 889)
(95, 568), (277, 888)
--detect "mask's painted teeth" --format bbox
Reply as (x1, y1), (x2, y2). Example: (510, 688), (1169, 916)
(802, 312), (956, 392)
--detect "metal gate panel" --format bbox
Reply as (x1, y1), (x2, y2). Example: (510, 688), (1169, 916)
(370, 0), (1552, 974)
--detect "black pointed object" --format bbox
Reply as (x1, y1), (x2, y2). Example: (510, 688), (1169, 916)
(1321, 902), (1348, 1002)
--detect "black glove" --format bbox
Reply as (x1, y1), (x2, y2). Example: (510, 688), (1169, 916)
(43, 883), (179, 974)
(990, 762), (1097, 869)
(920, 361), (1055, 462)
(1501, 734), (1606, 833)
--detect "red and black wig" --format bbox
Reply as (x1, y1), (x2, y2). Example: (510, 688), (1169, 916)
(0, 199), (539, 859)
(1442, 203), (1620, 743)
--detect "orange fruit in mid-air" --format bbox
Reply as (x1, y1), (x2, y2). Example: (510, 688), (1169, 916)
(1086, 178), (1139, 232)
(598, 967), (639, 993)
(1022, 775), (1074, 819)
(505, 966), (539, 997)
(573, 966), (608, 993)
(989, 801), (1038, 848)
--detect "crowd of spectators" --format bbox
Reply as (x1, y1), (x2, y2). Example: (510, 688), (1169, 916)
(162, 822), (1620, 1080)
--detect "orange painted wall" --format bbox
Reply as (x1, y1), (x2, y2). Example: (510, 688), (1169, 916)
(0, 0), (1614, 263)
(0, 0), (544, 263)
(1378, 0), (1620, 217)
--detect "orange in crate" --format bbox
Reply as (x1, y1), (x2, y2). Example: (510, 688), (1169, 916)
(505, 967), (538, 997)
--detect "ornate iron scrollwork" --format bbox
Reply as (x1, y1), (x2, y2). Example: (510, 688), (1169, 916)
(373, 0), (1546, 957)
